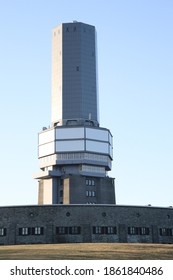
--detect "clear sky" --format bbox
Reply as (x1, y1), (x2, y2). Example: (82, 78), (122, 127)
(0, 0), (172, 207)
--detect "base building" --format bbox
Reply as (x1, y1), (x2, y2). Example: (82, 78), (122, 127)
(0, 205), (173, 245)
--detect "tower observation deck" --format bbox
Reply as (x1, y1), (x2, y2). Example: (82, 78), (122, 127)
(34, 22), (116, 205)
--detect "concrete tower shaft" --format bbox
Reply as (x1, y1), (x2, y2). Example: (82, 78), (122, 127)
(51, 22), (99, 126)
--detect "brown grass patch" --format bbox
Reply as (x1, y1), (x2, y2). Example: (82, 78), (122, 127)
(0, 243), (173, 260)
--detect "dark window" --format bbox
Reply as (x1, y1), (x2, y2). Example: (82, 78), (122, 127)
(0, 228), (7, 237)
(159, 228), (173, 236)
(128, 227), (150, 235)
(69, 226), (81, 234)
(92, 191), (96, 197)
(139, 227), (150, 235)
(86, 179), (95, 186)
(56, 226), (81, 235)
(105, 226), (117, 234)
(86, 190), (96, 197)
(19, 227), (30, 236)
(56, 227), (68, 235)
(93, 226), (117, 235)
(93, 226), (102, 234)
(76, 66), (79, 71)
(19, 227), (44, 236)
(32, 227), (44, 235)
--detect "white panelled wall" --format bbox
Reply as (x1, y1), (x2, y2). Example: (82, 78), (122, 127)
(38, 126), (113, 159)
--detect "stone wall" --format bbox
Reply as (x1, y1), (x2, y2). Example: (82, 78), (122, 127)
(0, 205), (173, 245)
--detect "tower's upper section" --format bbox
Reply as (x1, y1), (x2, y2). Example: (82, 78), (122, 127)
(51, 22), (99, 127)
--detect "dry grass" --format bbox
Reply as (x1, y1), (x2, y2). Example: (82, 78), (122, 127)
(0, 243), (173, 259)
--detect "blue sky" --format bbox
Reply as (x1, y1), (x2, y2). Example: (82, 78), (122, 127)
(0, 0), (172, 207)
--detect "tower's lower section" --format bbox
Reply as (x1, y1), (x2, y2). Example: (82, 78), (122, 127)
(38, 174), (115, 205)
(34, 124), (115, 205)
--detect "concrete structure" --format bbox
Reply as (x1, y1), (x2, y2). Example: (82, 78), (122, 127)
(51, 22), (98, 126)
(1, 22), (172, 246)
(0, 205), (173, 245)
(34, 22), (115, 205)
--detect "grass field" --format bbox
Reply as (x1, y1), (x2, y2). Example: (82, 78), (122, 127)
(0, 243), (173, 259)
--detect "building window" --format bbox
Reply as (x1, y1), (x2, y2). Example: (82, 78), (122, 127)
(93, 226), (102, 234)
(0, 228), (7, 237)
(19, 227), (29, 236)
(140, 227), (150, 235)
(159, 228), (173, 236)
(128, 227), (150, 235)
(86, 190), (96, 197)
(86, 179), (95, 186)
(56, 226), (81, 235)
(93, 226), (117, 235)
(92, 191), (96, 197)
(19, 227), (44, 236)
(105, 227), (117, 234)
(56, 227), (68, 235)
(69, 226), (81, 235)
(76, 66), (79, 71)
(33, 227), (44, 235)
